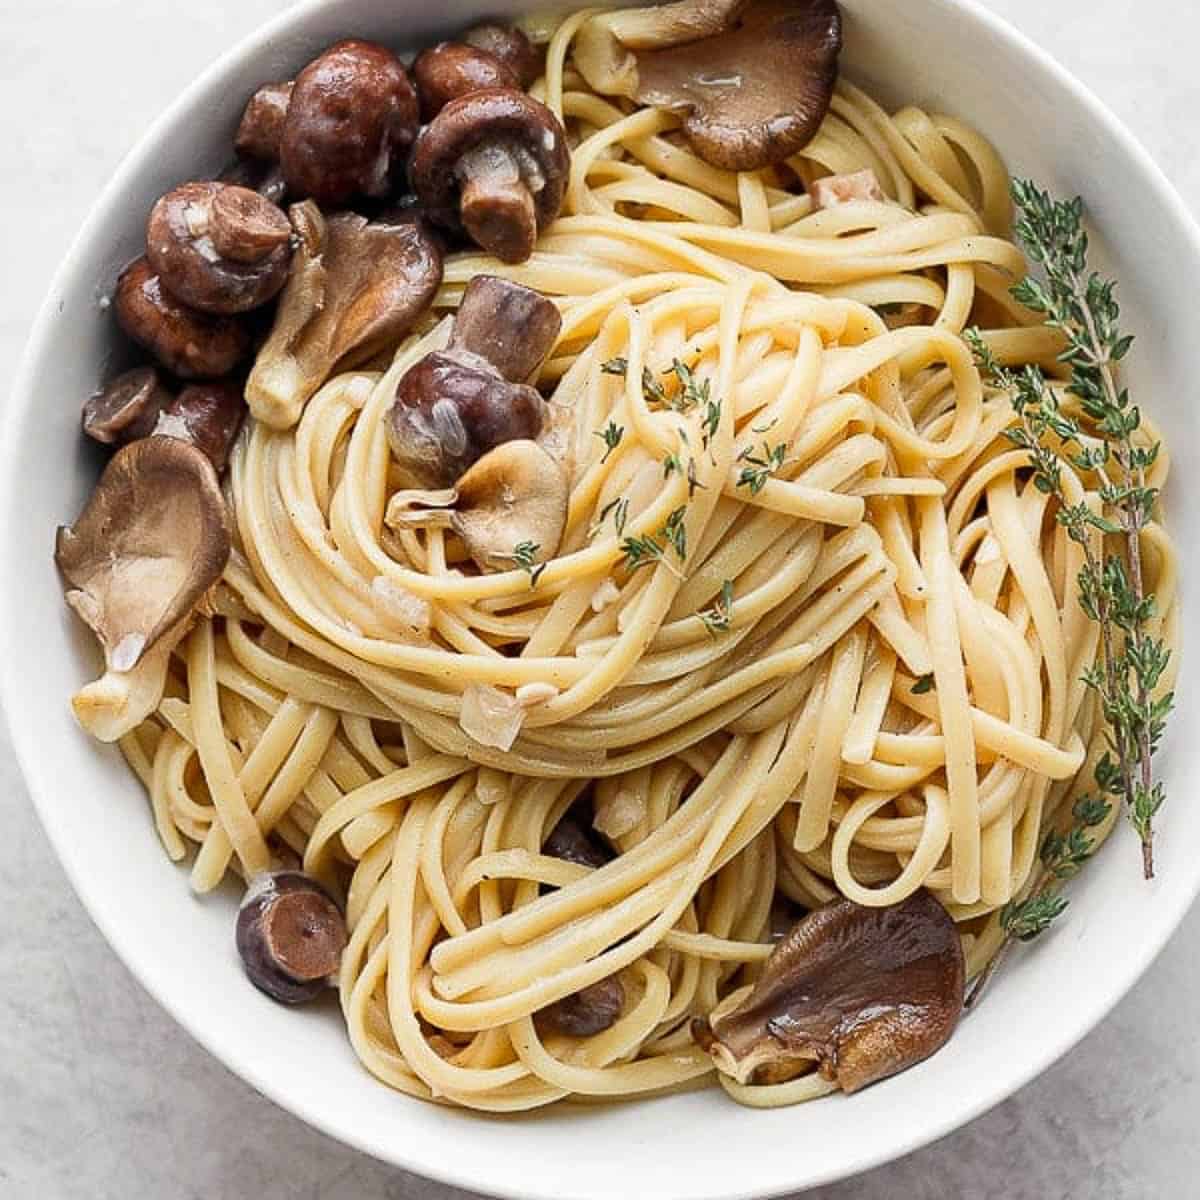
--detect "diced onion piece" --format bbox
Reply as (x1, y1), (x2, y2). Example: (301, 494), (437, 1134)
(371, 575), (432, 637)
(590, 578), (621, 613)
(460, 684), (525, 750)
(593, 785), (645, 840)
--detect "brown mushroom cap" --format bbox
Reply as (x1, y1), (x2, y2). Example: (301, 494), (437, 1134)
(697, 892), (964, 1093)
(576, 0), (842, 172)
(82, 366), (173, 446)
(56, 437), (232, 676)
(386, 439), (568, 573)
(246, 202), (443, 430)
(280, 40), (419, 205)
(114, 257), (251, 379)
(152, 379), (246, 472)
(410, 88), (569, 264)
(536, 976), (626, 1038)
(449, 274), (563, 383)
(146, 182), (293, 315)
(412, 41), (520, 122)
(464, 23), (543, 90)
(235, 80), (294, 161)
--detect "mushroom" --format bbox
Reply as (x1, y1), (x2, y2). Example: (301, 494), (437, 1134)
(236, 871), (348, 1004)
(694, 892), (964, 1093)
(146, 181), (293, 314)
(218, 156), (289, 207)
(410, 88), (570, 264)
(82, 366), (173, 446)
(463, 23), (543, 89)
(535, 976), (626, 1038)
(386, 274), (562, 489)
(55, 437), (232, 741)
(235, 80), (294, 161)
(573, 0), (843, 172)
(152, 379), (247, 472)
(412, 41), (520, 122)
(280, 40), (419, 205)
(544, 798), (614, 870)
(385, 439), (568, 574)
(114, 257), (251, 379)
(246, 201), (443, 431)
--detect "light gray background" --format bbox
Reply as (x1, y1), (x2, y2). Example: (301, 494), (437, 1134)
(1, 2), (1195, 1198)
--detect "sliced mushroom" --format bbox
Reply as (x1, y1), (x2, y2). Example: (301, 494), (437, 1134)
(146, 181), (293, 314)
(280, 40), (419, 205)
(114, 257), (251, 379)
(574, 0), (842, 172)
(535, 976), (626, 1038)
(385, 439), (567, 574)
(410, 88), (569, 264)
(55, 437), (232, 741)
(464, 23), (543, 89)
(82, 366), (173, 446)
(236, 871), (347, 1004)
(246, 201), (443, 431)
(386, 275), (561, 489)
(152, 379), (246, 472)
(412, 41), (520, 122)
(694, 892), (964, 1093)
(235, 80), (294, 161)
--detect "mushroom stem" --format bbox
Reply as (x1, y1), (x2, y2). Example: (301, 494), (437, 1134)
(385, 487), (460, 530)
(210, 186), (292, 263)
(458, 143), (539, 264)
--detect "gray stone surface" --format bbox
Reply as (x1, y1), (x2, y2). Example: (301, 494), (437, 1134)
(1, 2), (1195, 1197)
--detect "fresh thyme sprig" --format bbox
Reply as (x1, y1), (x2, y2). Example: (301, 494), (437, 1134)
(621, 506), (689, 578)
(500, 541), (546, 588)
(736, 442), (788, 496)
(698, 580), (735, 636)
(962, 176), (1173, 1007)
(595, 420), (624, 463)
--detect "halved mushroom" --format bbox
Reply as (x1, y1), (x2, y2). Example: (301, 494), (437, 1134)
(694, 892), (964, 1093)
(82, 366), (173, 446)
(386, 275), (562, 489)
(385, 439), (567, 574)
(236, 870), (347, 1004)
(246, 201), (443, 431)
(146, 181), (293, 315)
(55, 437), (232, 741)
(574, 0), (842, 172)
(410, 88), (570, 264)
(280, 40), (419, 205)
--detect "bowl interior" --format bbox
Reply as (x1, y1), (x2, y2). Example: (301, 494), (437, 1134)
(7, 1), (1198, 1197)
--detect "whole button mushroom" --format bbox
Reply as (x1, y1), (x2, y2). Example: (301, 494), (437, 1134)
(694, 892), (965, 1092)
(386, 275), (562, 489)
(412, 41), (520, 122)
(280, 40), (419, 205)
(236, 871), (348, 1005)
(114, 257), (251, 379)
(146, 181), (293, 315)
(152, 379), (247, 473)
(82, 366), (173, 446)
(410, 88), (570, 264)
(574, 0), (843, 172)
(463, 23), (544, 90)
(235, 80), (294, 161)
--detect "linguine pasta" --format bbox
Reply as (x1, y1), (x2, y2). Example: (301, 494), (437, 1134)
(113, 16), (1178, 1110)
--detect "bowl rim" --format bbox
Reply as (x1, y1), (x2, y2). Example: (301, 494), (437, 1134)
(8, 0), (1200, 1196)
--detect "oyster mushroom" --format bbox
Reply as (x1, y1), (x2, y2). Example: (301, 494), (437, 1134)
(55, 437), (232, 741)
(385, 439), (568, 574)
(236, 871), (347, 1005)
(246, 201), (443, 431)
(695, 892), (964, 1093)
(386, 274), (562, 489)
(82, 366), (173, 446)
(146, 181), (293, 315)
(574, 0), (842, 171)
(280, 40), (419, 205)
(410, 88), (570, 264)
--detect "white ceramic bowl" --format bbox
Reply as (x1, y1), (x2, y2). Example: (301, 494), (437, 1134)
(8, 1), (1198, 1196)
